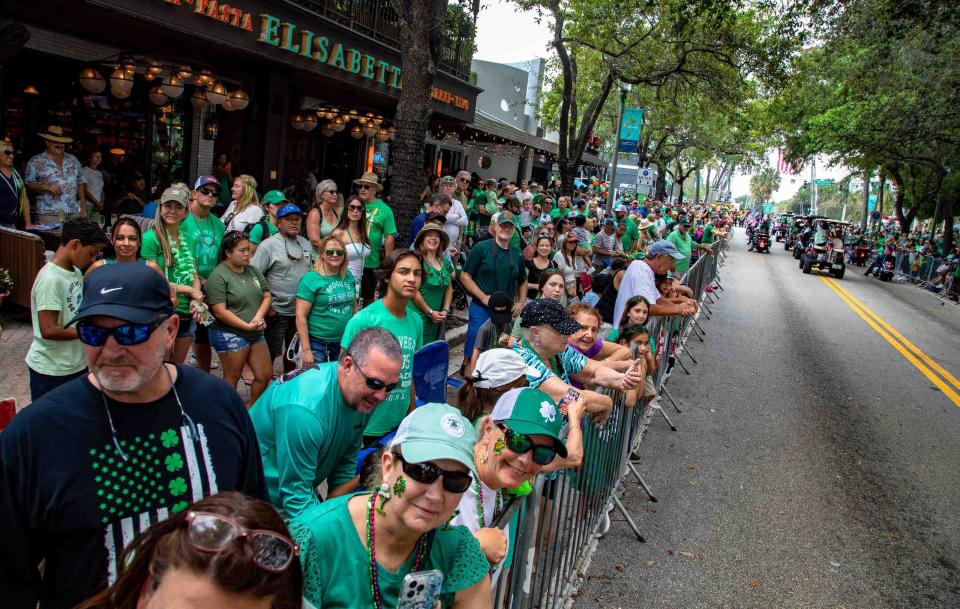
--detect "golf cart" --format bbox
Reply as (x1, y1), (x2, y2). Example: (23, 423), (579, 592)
(789, 215), (826, 256)
(800, 219), (851, 279)
(773, 213), (794, 242)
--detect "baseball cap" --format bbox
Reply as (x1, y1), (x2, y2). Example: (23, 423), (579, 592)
(486, 291), (514, 326)
(440, 175), (456, 185)
(647, 240), (685, 259)
(490, 388), (568, 458)
(68, 264), (174, 326)
(603, 218), (617, 227)
(614, 204), (627, 212)
(193, 176), (220, 191)
(390, 403), (478, 479)
(160, 184), (190, 207)
(276, 204), (303, 218)
(263, 190), (287, 206)
(497, 211), (516, 226)
(519, 299), (582, 335)
(470, 349), (539, 389)
(679, 217), (691, 227)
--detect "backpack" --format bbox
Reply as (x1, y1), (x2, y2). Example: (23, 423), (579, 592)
(243, 217), (272, 243)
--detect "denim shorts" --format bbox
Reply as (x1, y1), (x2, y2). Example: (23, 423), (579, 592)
(176, 313), (197, 339)
(209, 327), (265, 353)
(309, 337), (342, 363)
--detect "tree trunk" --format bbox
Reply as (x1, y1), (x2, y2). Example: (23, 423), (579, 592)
(390, 0), (443, 247)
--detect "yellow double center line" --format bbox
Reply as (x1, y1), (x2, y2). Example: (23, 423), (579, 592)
(819, 276), (960, 407)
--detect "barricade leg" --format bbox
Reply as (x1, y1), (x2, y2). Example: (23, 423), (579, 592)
(661, 385), (683, 415)
(651, 394), (679, 427)
(611, 494), (646, 542)
(626, 462), (658, 502)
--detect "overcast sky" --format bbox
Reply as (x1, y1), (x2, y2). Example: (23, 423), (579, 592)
(473, 2), (842, 201)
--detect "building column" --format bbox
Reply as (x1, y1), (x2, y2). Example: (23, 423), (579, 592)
(250, 69), (291, 191)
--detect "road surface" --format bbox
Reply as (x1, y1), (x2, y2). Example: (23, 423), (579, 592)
(579, 230), (960, 609)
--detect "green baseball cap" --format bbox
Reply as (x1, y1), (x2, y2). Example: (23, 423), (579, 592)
(490, 388), (567, 458)
(263, 190), (287, 206)
(390, 403), (478, 478)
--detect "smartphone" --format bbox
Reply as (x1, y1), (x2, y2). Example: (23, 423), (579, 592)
(557, 388), (580, 417)
(627, 358), (642, 374)
(396, 570), (444, 609)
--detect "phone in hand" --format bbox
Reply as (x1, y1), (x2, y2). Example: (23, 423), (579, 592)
(396, 570), (444, 609)
(557, 388), (580, 417)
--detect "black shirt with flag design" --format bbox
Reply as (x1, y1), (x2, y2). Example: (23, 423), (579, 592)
(0, 365), (266, 609)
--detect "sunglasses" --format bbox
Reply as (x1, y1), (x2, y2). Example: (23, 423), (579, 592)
(2, 150), (13, 156)
(346, 348), (399, 392)
(396, 453), (472, 493)
(77, 318), (167, 347)
(496, 423), (558, 465)
(198, 188), (218, 196)
(324, 248), (345, 256)
(184, 511), (299, 573)
(359, 184), (375, 190)
(348, 204), (364, 212)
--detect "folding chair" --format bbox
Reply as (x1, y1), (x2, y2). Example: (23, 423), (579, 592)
(412, 340), (450, 405)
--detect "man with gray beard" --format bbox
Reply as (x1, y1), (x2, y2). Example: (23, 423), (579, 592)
(0, 263), (265, 609)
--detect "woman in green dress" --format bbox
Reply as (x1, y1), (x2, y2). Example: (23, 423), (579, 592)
(411, 219), (454, 343)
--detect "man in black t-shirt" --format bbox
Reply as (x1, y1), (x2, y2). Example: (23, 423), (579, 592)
(0, 263), (265, 609)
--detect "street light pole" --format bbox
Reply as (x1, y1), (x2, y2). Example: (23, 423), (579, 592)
(606, 85), (629, 215)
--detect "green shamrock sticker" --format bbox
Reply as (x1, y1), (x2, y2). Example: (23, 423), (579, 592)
(168, 477), (188, 496)
(160, 429), (179, 448)
(164, 454), (185, 472)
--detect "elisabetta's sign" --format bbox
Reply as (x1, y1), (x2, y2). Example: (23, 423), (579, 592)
(160, 0), (471, 109)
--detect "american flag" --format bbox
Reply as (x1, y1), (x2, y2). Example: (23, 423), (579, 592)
(776, 149), (798, 175)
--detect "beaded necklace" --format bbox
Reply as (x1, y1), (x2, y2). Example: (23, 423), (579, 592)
(365, 493), (428, 609)
(520, 337), (563, 379)
(474, 479), (503, 528)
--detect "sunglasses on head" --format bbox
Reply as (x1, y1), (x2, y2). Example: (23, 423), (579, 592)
(324, 248), (344, 256)
(496, 422), (558, 465)
(184, 511), (299, 573)
(77, 318), (167, 347)
(396, 453), (472, 493)
(198, 188), (217, 196)
(346, 348), (399, 392)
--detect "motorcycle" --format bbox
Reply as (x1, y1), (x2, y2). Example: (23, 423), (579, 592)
(751, 230), (770, 253)
(877, 255), (895, 281)
(849, 245), (871, 266)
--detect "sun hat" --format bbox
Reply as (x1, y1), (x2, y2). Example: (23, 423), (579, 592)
(68, 263), (174, 326)
(276, 203), (303, 218)
(160, 184), (190, 207)
(638, 219), (654, 230)
(470, 349), (539, 389)
(413, 222), (450, 252)
(38, 125), (72, 143)
(519, 299), (582, 335)
(193, 176), (220, 191)
(490, 388), (567, 458)
(486, 291), (514, 326)
(262, 190), (287, 206)
(647, 240), (685, 260)
(390, 403), (478, 478)
(353, 171), (383, 192)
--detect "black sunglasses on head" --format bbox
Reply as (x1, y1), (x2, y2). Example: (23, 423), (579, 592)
(396, 453), (472, 493)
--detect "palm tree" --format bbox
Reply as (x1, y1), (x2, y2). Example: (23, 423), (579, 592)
(749, 167), (781, 207)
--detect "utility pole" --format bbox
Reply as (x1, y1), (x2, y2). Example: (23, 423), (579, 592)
(810, 159), (818, 215)
(860, 169), (870, 229)
(605, 85), (630, 214)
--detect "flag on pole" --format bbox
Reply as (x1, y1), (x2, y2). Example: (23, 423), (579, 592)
(776, 149), (798, 175)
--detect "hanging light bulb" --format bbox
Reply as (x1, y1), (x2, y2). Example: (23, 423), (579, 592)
(302, 114), (317, 131)
(373, 115), (384, 126)
(291, 114), (306, 130)
(205, 82), (227, 106)
(178, 65), (193, 80)
(227, 89), (249, 111)
(190, 88), (210, 109)
(79, 68), (107, 93)
(221, 96), (236, 111)
(362, 120), (377, 137)
(375, 128), (389, 143)
(350, 125), (363, 139)
(160, 74), (184, 98)
(321, 124), (335, 137)
(109, 68), (134, 98)
(196, 69), (213, 86)
(148, 86), (169, 105)
(331, 116), (346, 132)
(147, 59), (164, 76)
(387, 126), (397, 140)
(120, 56), (137, 75)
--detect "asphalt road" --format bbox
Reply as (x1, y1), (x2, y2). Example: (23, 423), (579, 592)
(578, 229), (960, 609)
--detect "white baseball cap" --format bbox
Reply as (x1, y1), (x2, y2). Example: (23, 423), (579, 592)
(470, 348), (539, 389)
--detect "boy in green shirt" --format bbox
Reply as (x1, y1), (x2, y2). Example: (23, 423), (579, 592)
(26, 217), (107, 399)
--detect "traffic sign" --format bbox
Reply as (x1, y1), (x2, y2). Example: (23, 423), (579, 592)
(814, 179), (834, 186)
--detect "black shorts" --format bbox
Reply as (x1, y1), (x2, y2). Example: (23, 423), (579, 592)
(361, 267), (379, 300)
(194, 322), (210, 346)
(264, 314), (297, 362)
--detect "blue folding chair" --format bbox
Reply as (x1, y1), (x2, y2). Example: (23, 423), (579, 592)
(412, 341), (450, 405)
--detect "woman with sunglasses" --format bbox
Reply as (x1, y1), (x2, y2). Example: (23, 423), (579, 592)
(290, 403), (490, 609)
(76, 492), (303, 609)
(450, 388), (575, 573)
(332, 194), (371, 292)
(295, 234), (356, 367)
(307, 179), (342, 250)
(412, 219), (454, 343)
(205, 231), (273, 405)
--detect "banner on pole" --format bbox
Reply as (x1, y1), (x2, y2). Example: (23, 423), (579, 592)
(618, 108), (643, 153)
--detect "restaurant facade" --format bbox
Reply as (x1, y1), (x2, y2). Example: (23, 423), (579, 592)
(0, 0), (480, 203)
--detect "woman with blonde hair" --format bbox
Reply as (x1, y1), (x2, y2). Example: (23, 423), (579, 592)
(307, 178), (342, 249)
(295, 233), (356, 367)
(221, 174), (263, 232)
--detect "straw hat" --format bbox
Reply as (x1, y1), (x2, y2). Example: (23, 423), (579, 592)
(638, 218), (654, 230)
(38, 125), (73, 144)
(353, 171), (383, 192)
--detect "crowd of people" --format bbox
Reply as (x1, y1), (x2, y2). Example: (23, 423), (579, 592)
(1, 131), (736, 609)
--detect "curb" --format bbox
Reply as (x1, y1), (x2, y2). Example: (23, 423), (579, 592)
(445, 323), (467, 348)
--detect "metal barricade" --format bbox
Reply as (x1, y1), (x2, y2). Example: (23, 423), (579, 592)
(489, 236), (729, 609)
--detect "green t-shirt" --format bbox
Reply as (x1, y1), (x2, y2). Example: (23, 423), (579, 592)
(364, 198), (397, 269)
(701, 223), (716, 245)
(204, 263), (269, 340)
(180, 212), (225, 279)
(549, 207), (562, 220)
(142, 228), (198, 313)
(621, 216), (639, 251)
(248, 220), (278, 245)
(289, 494), (489, 609)
(25, 262), (86, 376)
(340, 300), (423, 436)
(666, 228), (693, 273)
(462, 239), (526, 299)
(295, 270), (356, 343)
(249, 363), (366, 519)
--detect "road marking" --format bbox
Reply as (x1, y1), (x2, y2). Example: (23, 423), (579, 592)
(818, 276), (960, 408)
(825, 278), (960, 392)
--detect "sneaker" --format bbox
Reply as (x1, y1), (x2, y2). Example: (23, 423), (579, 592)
(629, 450), (643, 464)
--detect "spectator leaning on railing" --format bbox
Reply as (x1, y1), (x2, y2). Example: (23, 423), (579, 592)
(612, 240), (696, 325)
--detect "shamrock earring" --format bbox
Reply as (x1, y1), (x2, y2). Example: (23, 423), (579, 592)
(493, 437), (506, 455)
(478, 441), (490, 464)
(392, 475), (406, 498)
(376, 482), (391, 515)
